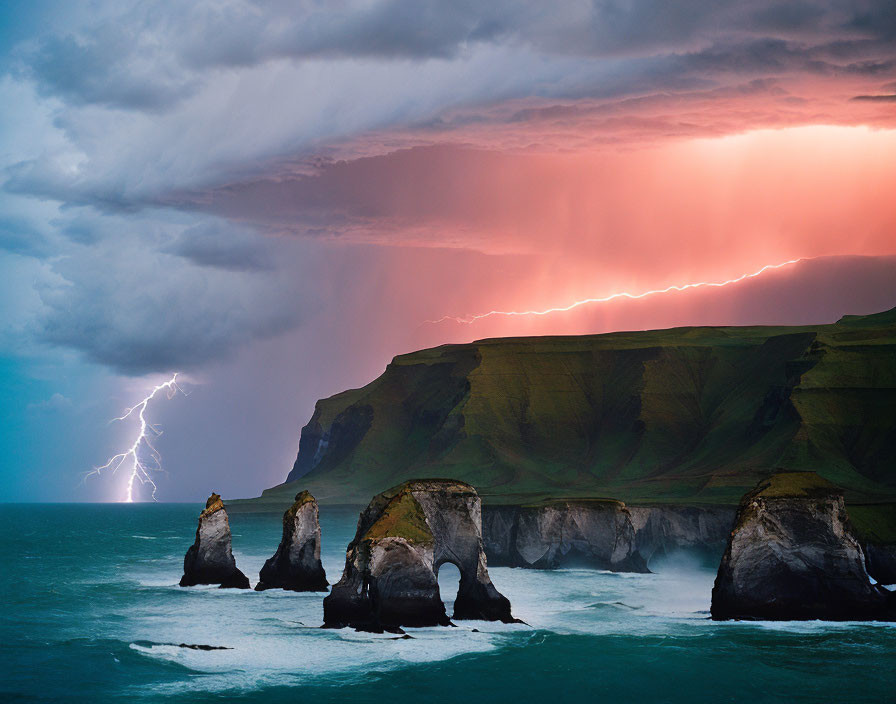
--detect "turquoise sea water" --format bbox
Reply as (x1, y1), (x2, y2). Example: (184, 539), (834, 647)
(2, 503), (895, 703)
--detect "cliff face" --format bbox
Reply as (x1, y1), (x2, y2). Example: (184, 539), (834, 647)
(711, 473), (895, 621)
(249, 307), (896, 508)
(627, 505), (736, 564)
(482, 503), (735, 570)
(481, 500), (645, 571)
(323, 479), (514, 630)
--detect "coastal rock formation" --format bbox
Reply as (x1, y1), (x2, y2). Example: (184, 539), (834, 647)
(627, 505), (736, 564)
(711, 473), (895, 621)
(255, 491), (328, 592)
(323, 479), (515, 630)
(179, 493), (250, 589)
(482, 500), (648, 571)
(481, 502), (735, 570)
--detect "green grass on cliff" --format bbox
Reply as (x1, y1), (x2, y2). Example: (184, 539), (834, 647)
(847, 503), (896, 545)
(750, 471), (839, 499)
(362, 491), (433, 545)
(232, 307), (896, 512)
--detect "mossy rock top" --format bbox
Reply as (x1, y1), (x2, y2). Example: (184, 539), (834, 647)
(749, 472), (841, 500)
(378, 478), (479, 502)
(363, 490), (434, 545)
(283, 490), (317, 526)
(200, 493), (224, 518)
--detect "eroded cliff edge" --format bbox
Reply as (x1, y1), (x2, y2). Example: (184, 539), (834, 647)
(483, 501), (736, 570)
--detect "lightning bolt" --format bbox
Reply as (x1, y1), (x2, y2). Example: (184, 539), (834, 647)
(88, 373), (183, 503)
(426, 257), (806, 325)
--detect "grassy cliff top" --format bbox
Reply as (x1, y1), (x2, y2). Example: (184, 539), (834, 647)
(750, 472), (840, 499)
(362, 490), (434, 545)
(847, 503), (896, 545)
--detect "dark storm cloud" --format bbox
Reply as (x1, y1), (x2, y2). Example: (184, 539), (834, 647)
(165, 221), (275, 272)
(13, 1), (896, 113)
(0, 215), (54, 258)
(176, 0), (896, 67)
(179, 0), (516, 66)
(23, 33), (197, 111)
(56, 215), (105, 245)
(33, 237), (310, 375)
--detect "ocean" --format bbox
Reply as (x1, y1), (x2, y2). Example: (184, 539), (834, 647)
(2, 503), (894, 703)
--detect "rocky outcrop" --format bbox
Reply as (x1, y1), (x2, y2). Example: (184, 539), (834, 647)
(323, 479), (515, 630)
(627, 505), (736, 564)
(711, 473), (895, 621)
(482, 502), (735, 570)
(179, 493), (250, 589)
(482, 500), (648, 571)
(255, 491), (328, 592)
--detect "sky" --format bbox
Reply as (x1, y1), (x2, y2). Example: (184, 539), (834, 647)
(1, 1), (895, 503)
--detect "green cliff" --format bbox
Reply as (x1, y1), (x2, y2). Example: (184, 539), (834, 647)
(235, 306), (896, 509)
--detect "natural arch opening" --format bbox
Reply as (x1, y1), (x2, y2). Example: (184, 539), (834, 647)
(436, 562), (462, 616)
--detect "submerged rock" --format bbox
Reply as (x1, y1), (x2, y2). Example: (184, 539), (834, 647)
(482, 500), (648, 571)
(255, 491), (328, 592)
(711, 473), (895, 621)
(179, 493), (250, 589)
(323, 479), (515, 630)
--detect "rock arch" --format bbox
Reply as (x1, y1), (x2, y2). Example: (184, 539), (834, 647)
(435, 559), (462, 611)
(323, 479), (516, 630)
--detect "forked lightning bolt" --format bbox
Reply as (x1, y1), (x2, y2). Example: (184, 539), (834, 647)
(426, 258), (806, 325)
(88, 373), (183, 502)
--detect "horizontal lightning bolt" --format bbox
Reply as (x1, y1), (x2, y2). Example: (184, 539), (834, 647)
(87, 373), (183, 503)
(425, 257), (806, 325)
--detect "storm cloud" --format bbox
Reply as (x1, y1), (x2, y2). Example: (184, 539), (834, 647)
(1, 0), (895, 375)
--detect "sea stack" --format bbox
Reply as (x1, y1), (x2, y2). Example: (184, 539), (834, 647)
(180, 493), (250, 589)
(711, 472), (895, 621)
(323, 479), (515, 631)
(255, 490), (328, 592)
